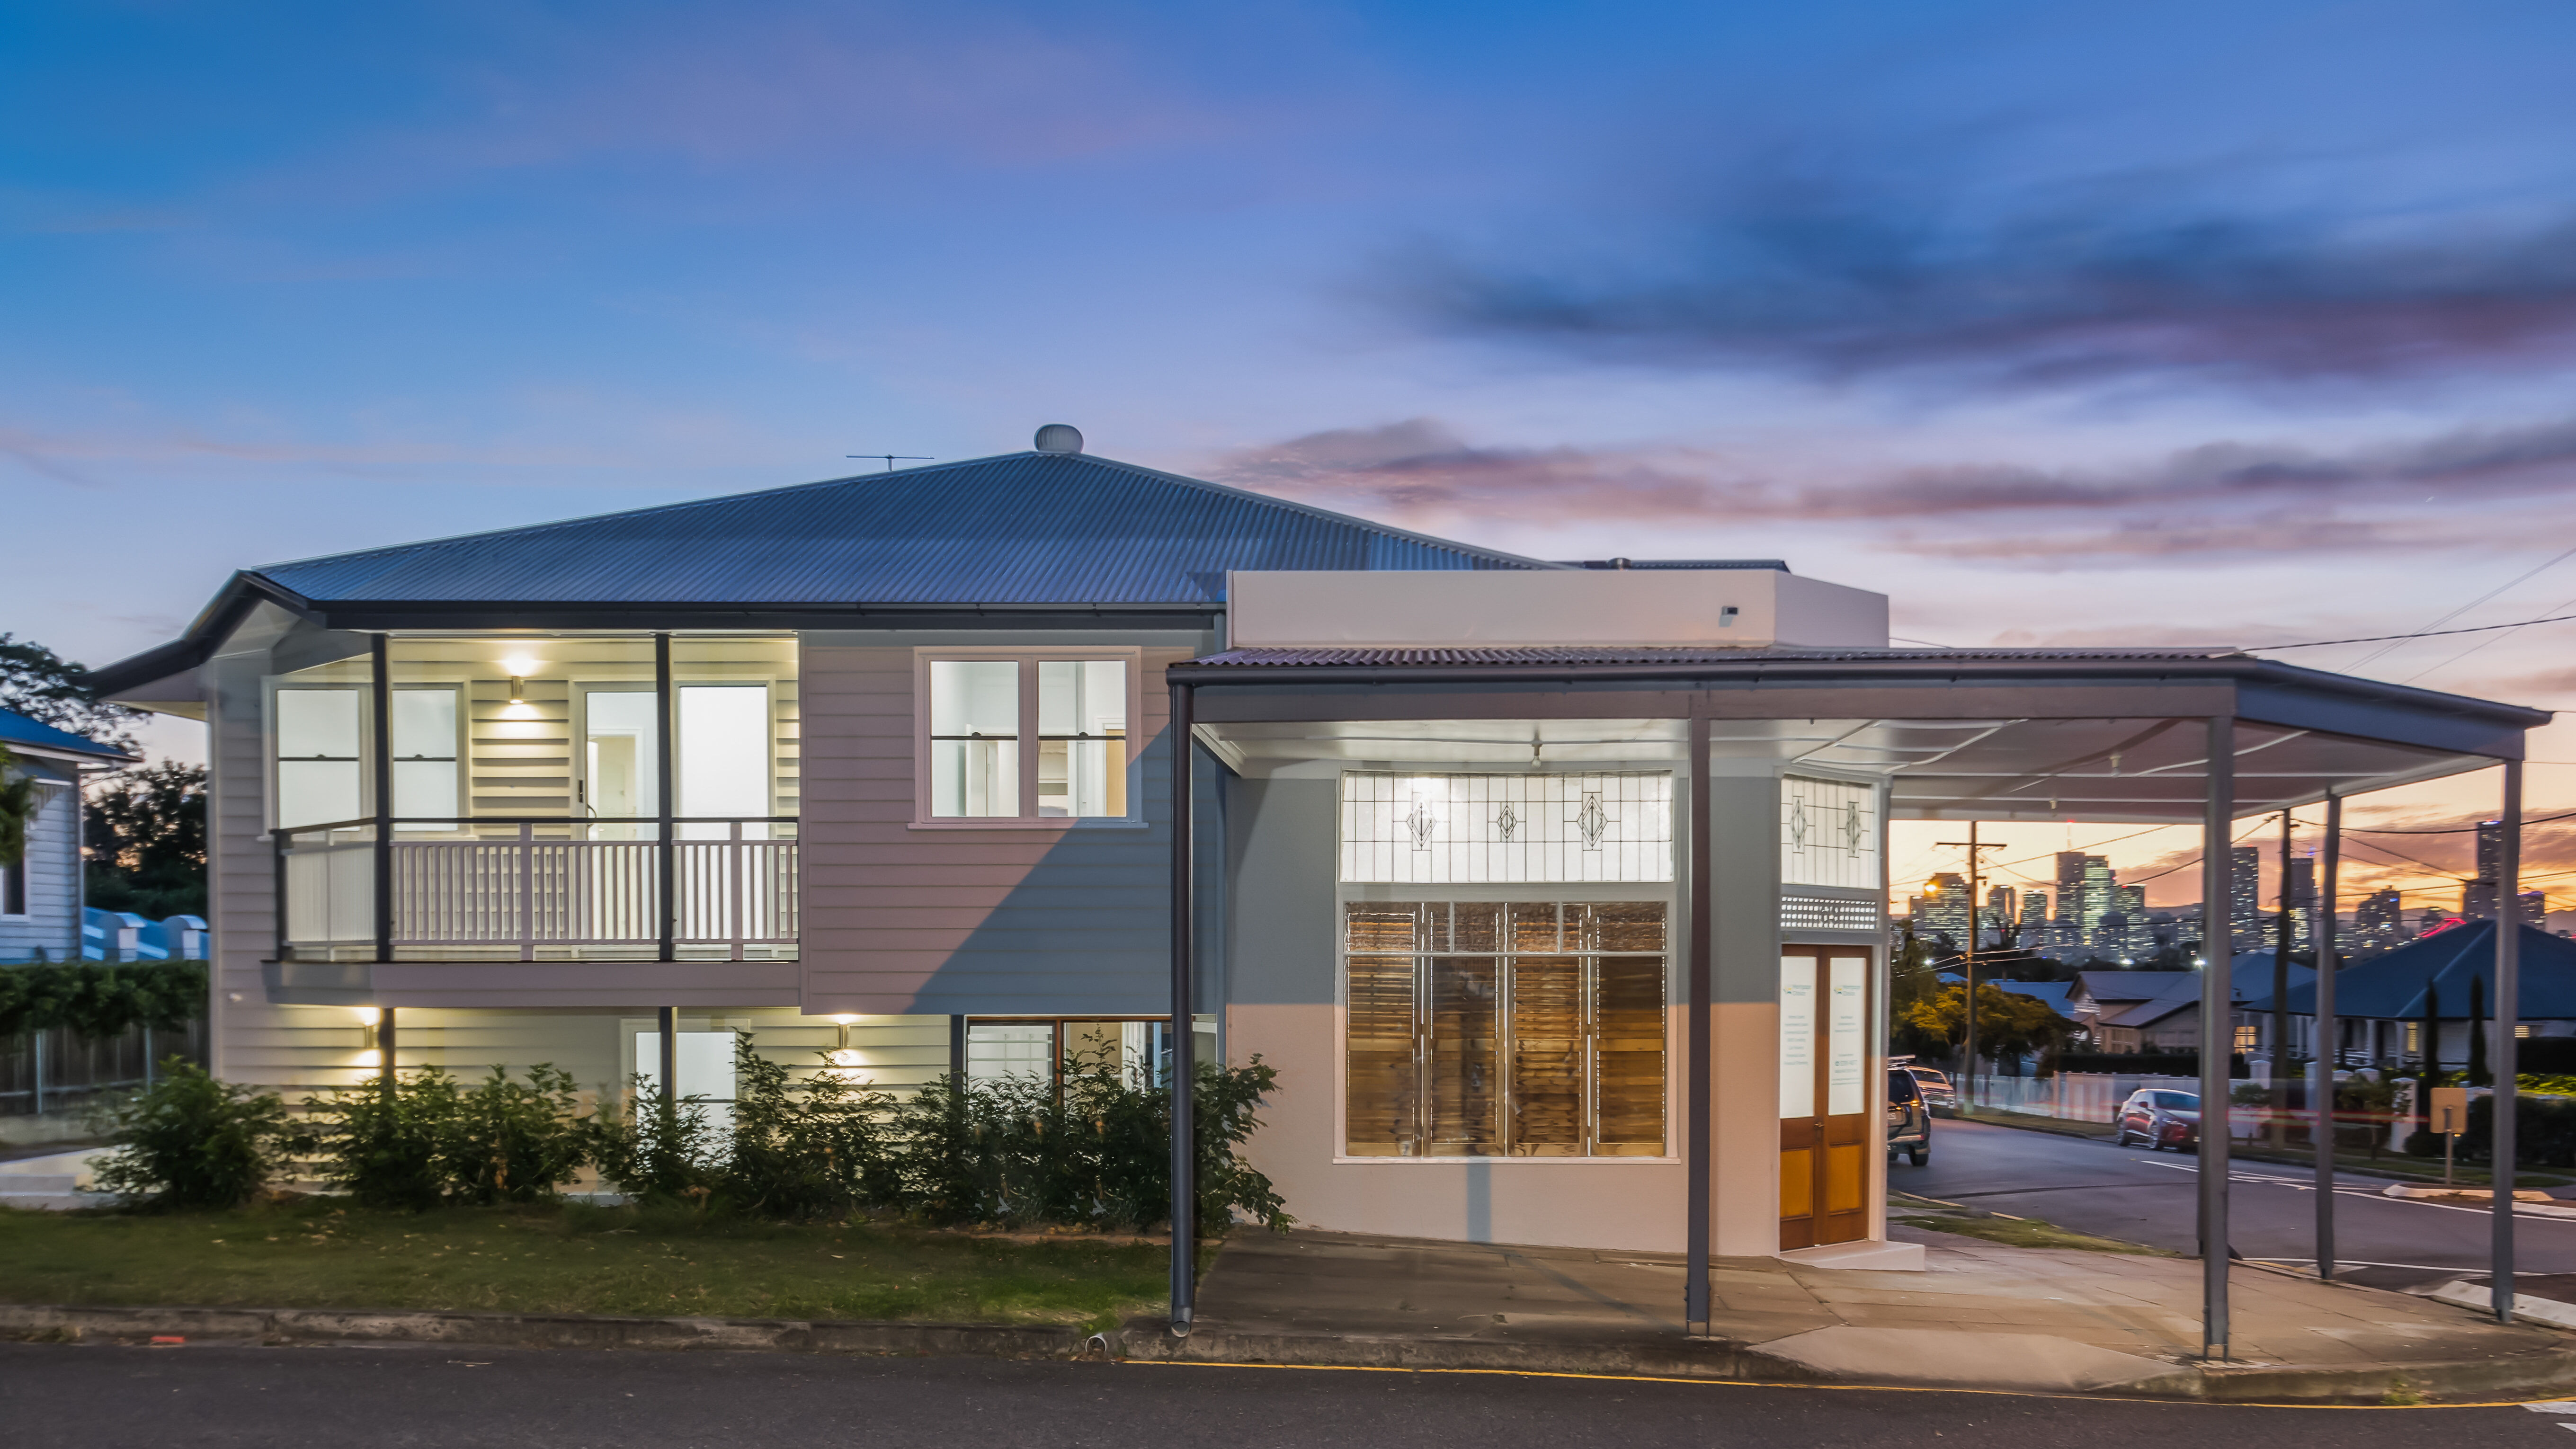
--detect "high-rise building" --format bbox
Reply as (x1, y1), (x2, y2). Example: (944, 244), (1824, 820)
(2464, 877), (2499, 920)
(2353, 888), (2403, 956)
(2284, 856), (2317, 946)
(2054, 852), (2089, 952)
(2080, 856), (2114, 950)
(2520, 888), (2546, 925)
(1912, 871), (1970, 946)
(2464, 819), (2511, 919)
(2019, 889), (2052, 950)
(2115, 883), (2149, 956)
(1985, 885), (2016, 946)
(2230, 845), (2262, 949)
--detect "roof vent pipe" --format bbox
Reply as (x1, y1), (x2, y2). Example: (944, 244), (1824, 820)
(1034, 423), (1084, 454)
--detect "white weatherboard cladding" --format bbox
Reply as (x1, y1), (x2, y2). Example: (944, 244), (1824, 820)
(1779, 955), (1816, 1120)
(1339, 772), (1673, 884)
(1781, 776), (1878, 890)
(1827, 956), (1866, 1116)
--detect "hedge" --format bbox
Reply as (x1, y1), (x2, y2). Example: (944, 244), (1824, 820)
(2463, 1092), (2576, 1169)
(2050, 1050), (2249, 1078)
(0, 960), (206, 1039)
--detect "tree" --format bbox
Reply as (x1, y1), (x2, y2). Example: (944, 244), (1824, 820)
(2468, 974), (2490, 1088)
(1906, 980), (2072, 1075)
(84, 761), (208, 918)
(0, 633), (144, 752)
(0, 745), (38, 870)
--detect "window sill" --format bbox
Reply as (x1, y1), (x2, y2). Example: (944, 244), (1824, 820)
(906, 818), (1150, 831)
(1328, 1155), (1680, 1166)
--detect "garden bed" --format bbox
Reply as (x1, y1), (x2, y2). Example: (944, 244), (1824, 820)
(0, 1199), (1189, 1326)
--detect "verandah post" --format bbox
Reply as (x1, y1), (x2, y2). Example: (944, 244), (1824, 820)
(2198, 714), (2235, 1360)
(1685, 709), (1712, 1333)
(2315, 790), (2340, 1280)
(2495, 759), (2523, 1324)
(1168, 677), (1197, 1335)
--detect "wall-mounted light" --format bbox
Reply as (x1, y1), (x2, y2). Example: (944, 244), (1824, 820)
(832, 1014), (857, 1049)
(500, 655), (540, 678)
(509, 677), (527, 705)
(355, 1006), (381, 1049)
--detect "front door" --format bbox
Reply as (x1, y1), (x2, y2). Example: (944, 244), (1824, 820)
(1779, 947), (1872, 1249)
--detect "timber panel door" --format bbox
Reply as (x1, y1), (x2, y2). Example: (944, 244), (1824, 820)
(1779, 948), (1872, 1250)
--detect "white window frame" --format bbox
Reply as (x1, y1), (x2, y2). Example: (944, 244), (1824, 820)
(264, 678), (369, 834)
(910, 647), (1143, 829)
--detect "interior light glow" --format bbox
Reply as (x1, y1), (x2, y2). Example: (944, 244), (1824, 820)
(500, 655), (541, 678)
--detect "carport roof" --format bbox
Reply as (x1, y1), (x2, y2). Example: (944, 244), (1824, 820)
(1171, 645), (2551, 824)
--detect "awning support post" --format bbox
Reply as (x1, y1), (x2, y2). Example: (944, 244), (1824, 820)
(2315, 791), (2340, 1280)
(1684, 711), (1712, 1335)
(2496, 759), (2523, 1323)
(1168, 679), (1198, 1337)
(2198, 714), (2234, 1361)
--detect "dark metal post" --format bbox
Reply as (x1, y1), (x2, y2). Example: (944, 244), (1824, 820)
(2315, 791), (2340, 1280)
(1167, 680), (1198, 1335)
(2495, 760), (2523, 1323)
(2198, 715), (2235, 1360)
(1961, 821), (1979, 1112)
(950, 1015), (969, 1080)
(375, 1006), (397, 1094)
(2271, 811), (2293, 1148)
(658, 1006), (677, 1105)
(655, 633), (676, 964)
(1684, 711), (1712, 1333)
(370, 634), (393, 963)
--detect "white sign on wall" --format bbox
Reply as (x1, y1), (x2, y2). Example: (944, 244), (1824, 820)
(1827, 956), (1867, 1116)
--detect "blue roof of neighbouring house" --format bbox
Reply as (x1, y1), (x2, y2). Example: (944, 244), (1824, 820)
(2247, 919), (2576, 1020)
(247, 450), (1553, 607)
(1993, 980), (2076, 1015)
(0, 707), (134, 763)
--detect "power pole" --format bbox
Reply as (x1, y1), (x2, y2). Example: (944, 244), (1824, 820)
(2271, 811), (2295, 1148)
(1936, 823), (2006, 1111)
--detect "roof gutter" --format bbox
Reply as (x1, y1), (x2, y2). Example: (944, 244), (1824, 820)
(1164, 655), (2552, 731)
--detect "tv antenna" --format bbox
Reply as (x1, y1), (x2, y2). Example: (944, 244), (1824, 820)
(847, 454), (933, 472)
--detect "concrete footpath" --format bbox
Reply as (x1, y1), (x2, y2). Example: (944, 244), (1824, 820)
(1126, 1225), (2576, 1403)
(5, 1220), (2569, 1404)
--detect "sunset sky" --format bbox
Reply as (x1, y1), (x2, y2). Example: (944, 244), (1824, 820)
(8, 1), (2576, 920)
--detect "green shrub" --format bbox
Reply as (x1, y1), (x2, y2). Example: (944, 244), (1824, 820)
(721, 1035), (896, 1219)
(301, 1067), (465, 1211)
(2465, 1092), (2576, 1168)
(449, 1064), (591, 1205)
(94, 1060), (289, 1210)
(588, 1077), (720, 1205)
(881, 1053), (1289, 1235)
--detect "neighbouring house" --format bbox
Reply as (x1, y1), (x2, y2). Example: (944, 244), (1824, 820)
(2069, 959), (2314, 1054)
(88, 426), (2549, 1277)
(0, 709), (138, 964)
(2242, 918), (2576, 1069)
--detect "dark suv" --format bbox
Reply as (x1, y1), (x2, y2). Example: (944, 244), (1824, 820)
(1887, 1066), (1931, 1166)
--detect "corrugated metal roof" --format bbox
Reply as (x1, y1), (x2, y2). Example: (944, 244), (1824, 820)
(2249, 919), (2576, 1019)
(0, 707), (134, 762)
(251, 451), (1552, 606)
(1183, 645), (2249, 667)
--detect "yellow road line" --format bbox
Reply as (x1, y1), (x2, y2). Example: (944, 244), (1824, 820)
(1119, 1356), (2549, 1409)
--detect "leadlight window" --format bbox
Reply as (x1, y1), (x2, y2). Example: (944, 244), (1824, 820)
(1340, 773), (1672, 883)
(1343, 900), (1667, 1157)
(1780, 776), (1879, 890)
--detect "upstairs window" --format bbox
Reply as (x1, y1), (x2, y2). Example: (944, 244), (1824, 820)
(275, 687), (363, 829)
(919, 652), (1134, 824)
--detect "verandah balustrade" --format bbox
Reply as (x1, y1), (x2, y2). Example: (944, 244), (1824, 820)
(275, 817), (797, 962)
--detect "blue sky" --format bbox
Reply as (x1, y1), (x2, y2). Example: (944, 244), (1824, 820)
(10, 0), (2576, 906)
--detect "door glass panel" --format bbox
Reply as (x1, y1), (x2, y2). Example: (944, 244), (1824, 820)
(584, 690), (659, 836)
(633, 1031), (739, 1137)
(677, 685), (769, 838)
(1425, 958), (1499, 1155)
(1506, 958), (1583, 1155)
(929, 660), (1019, 818)
(1036, 659), (1127, 818)
(967, 1022), (1055, 1084)
(1827, 956), (1867, 1117)
(1779, 954), (1816, 1120)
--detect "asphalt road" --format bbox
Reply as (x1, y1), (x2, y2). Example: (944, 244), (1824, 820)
(1896, 1116), (2576, 1289)
(1, 1341), (2567, 1449)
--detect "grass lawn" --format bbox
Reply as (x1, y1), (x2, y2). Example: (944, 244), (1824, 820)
(1889, 1194), (2170, 1256)
(0, 1200), (1187, 1328)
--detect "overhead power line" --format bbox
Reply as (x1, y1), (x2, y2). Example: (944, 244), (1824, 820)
(2254, 611), (2576, 651)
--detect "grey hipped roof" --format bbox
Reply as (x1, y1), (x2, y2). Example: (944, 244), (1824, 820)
(89, 449), (1561, 693)
(255, 450), (1550, 606)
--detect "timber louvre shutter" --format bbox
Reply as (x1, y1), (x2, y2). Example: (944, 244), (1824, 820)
(1341, 901), (1667, 1157)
